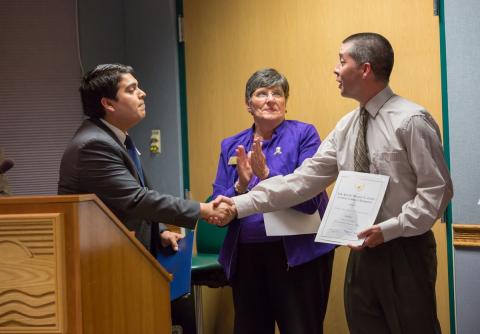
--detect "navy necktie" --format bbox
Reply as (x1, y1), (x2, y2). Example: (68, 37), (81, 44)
(125, 135), (159, 255)
(124, 135), (145, 186)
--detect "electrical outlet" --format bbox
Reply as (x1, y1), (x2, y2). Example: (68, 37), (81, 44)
(150, 129), (161, 154)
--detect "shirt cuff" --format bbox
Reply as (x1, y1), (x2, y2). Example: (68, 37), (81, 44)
(378, 217), (403, 242)
(232, 194), (257, 218)
(158, 223), (168, 234)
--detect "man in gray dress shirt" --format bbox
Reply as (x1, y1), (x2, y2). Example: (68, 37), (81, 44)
(215, 33), (453, 333)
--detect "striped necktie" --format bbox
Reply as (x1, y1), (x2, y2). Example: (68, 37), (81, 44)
(124, 135), (145, 186)
(354, 107), (370, 173)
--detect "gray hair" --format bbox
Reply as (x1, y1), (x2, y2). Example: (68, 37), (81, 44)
(343, 33), (394, 83)
(245, 68), (289, 102)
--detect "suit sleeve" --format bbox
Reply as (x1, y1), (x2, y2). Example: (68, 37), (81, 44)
(77, 139), (199, 229)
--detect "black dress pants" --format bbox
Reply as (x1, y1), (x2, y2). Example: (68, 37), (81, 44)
(345, 230), (441, 334)
(231, 241), (334, 334)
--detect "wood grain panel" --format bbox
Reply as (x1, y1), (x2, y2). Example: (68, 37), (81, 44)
(0, 214), (65, 333)
(77, 200), (172, 334)
(453, 224), (480, 247)
(0, 194), (173, 334)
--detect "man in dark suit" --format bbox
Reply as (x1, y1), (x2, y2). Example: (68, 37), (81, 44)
(58, 63), (230, 255)
(0, 147), (12, 196)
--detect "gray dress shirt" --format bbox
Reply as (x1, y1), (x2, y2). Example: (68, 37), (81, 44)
(233, 86), (453, 242)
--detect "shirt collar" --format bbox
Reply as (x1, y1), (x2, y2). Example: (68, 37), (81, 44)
(364, 86), (394, 117)
(100, 119), (127, 146)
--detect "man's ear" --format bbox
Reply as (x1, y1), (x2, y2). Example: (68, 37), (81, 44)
(361, 62), (373, 78)
(100, 97), (115, 113)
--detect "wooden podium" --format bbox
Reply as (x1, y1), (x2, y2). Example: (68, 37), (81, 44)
(0, 195), (172, 334)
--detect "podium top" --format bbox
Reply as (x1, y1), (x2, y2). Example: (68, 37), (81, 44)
(0, 193), (96, 204)
(0, 194), (172, 281)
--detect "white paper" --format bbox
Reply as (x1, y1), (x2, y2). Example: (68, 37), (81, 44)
(264, 209), (321, 236)
(315, 171), (389, 246)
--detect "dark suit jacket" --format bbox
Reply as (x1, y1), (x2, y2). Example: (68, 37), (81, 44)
(58, 118), (199, 252)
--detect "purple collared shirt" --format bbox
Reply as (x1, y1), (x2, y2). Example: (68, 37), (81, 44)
(213, 120), (335, 279)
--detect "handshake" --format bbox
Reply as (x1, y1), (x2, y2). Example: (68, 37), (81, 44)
(199, 195), (237, 227)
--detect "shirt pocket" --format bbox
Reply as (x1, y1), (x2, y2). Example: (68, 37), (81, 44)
(371, 150), (411, 178)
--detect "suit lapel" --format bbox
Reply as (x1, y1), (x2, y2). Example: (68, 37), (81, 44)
(88, 118), (144, 185)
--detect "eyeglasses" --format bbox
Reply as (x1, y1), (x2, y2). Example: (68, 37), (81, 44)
(251, 90), (285, 102)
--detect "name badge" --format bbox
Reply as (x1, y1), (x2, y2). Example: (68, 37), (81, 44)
(228, 156), (237, 165)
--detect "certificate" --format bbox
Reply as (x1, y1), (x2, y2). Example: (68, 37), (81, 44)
(315, 171), (389, 246)
(264, 209), (321, 236)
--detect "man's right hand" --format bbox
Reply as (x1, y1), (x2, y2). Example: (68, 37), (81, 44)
(199, 198), (236, 226)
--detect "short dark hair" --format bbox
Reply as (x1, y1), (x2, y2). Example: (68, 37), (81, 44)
(79, 64), (134, 118)
(245, 68), (289, 102)
(343, 33), (394, 83)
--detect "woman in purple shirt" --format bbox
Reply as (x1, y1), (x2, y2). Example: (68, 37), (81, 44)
(212, 68), (335, 334)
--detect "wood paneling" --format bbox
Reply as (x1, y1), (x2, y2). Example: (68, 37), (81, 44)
(184, 0), (442, 203)
(453, 224), (480, 247)
(184, 1), (447, 333)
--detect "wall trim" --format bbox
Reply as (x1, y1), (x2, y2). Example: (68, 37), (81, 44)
(453, 224), (480, 247)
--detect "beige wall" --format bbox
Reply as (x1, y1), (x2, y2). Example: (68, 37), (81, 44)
(184, 1), (448, 333)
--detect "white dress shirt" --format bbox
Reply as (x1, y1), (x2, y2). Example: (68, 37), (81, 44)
(100, 118), (126, 145)
(233, 86), (453, 242)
